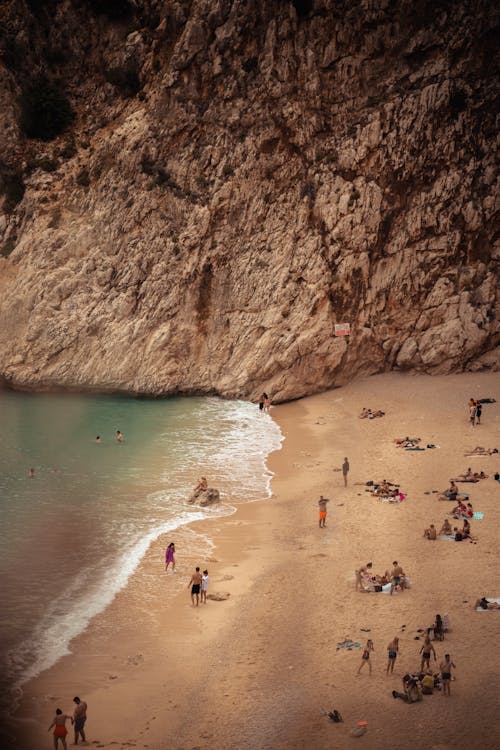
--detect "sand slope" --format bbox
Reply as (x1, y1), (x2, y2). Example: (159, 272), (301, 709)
(8, 373), (500, 750)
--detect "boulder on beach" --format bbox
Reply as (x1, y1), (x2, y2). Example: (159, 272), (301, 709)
(188, 487), (220, 506)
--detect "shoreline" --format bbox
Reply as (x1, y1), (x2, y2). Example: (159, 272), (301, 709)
(6, 372), (500, 750)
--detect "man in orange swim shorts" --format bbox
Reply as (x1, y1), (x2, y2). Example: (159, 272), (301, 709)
(318, 495), (330, 528)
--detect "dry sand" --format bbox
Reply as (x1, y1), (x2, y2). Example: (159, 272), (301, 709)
(7, 373), (500, 750)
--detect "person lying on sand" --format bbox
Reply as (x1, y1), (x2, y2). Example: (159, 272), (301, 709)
(392, 676), (422, 703)
(464, 447), (499, 456)
(359, 408), (371, 418)
(475, 597), (500, 610)
(424, 524), (437, 540)
(395, 437), (421, 448)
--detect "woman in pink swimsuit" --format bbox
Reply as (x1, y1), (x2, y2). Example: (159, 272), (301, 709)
(165, 542), (176, 572)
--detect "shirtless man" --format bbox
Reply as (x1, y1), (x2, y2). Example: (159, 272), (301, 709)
(318, 495), (330, 528)
(386, 637), (399, 674)
(188, 567), (202, 606)
(440, 518), (452, 535)
(48, 708), (72, 750)
(390, 561), (404, 595)
(419, 636), (436, 671)
(424, 524), (437, 540)
(116, 430), (123, 442)
(73, 697), (87, 745)
(440, 654), (456, 696)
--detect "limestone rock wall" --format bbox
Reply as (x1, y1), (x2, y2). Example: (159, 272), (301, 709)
(0, 0), (498, 401)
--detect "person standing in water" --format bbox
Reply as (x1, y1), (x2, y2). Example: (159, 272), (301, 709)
(48, 708), (72, 750)
(342, 457), (350, 487)
(165, 542), (176, 573)
(116, 430), (123, 442)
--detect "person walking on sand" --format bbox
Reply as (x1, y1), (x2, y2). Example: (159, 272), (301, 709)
(390, 561), (404, 595)
(476, 401), (482, 424)
(48, 708), (72, 750)
(342, 457), (350, 487)
(419, 635), (437, 671)
(440, 654), (456, 696)
(72, 697), (87, 745)
(264, 395), (272, 413)
(201, 569), (209, 603)
(258, 393), (268, 413)
(386, 637), (399, 674)
(165, 542), (176, 573)
(188, 566), (202, 606)
(318, 495), (330, 528)
(357, 639), (374, 675)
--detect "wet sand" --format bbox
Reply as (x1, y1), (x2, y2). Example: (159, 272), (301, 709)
(8, 373), (500, 750)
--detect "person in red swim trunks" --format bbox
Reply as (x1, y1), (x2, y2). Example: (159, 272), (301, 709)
(48, 708), (72, 750)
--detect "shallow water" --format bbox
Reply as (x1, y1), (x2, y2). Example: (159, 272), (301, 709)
(0, 391), (282, 712)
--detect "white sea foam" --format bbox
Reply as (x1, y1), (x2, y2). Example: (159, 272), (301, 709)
(5, 398), (283, 706)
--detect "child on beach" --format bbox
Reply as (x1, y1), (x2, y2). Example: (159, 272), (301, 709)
(357, 640), (374, 674)
(201, 569), (209, 603)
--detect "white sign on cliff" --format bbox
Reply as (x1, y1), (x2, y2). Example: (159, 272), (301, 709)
(334, 323), (351, 336)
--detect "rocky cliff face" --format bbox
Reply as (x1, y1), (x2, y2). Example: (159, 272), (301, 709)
(0, 0), (498, 401)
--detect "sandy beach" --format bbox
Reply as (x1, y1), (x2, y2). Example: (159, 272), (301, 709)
(7, 372), (500, 750)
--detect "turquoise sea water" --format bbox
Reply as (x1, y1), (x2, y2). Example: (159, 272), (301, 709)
(0, 391), (282, 714)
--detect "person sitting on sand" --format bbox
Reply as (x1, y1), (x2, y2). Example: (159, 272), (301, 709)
(462, 518), (471, 537)
(439, 518), (453, 536)
(359, 407), (370, 419)
(392, 675), (422, 703)
(451, 501), (468, 519)
(194, 476), (208, 492)
(475, 597), (500, 610)
(440, 481), (458, 501)
(420, 670), (435, 694)
(424, 524), (437, 540)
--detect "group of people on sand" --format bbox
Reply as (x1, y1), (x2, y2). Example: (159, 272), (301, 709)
(357, 630), (456, 697)
(359, 407), (385, 419)
(48, 697), (87, 750)
(355, 561), (407, 594)
(365, 479), (405, 502)
(424, 517), (475, 542)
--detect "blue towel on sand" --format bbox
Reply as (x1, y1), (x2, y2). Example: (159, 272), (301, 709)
(473, 511), (484, 520)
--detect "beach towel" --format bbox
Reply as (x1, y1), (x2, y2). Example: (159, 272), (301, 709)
(336, 640), (361, 650)
(405, 446), (425, 451)
(476, 598), (500, 611)
(473, 512), (484, 520)
(438, 535), (455, 542)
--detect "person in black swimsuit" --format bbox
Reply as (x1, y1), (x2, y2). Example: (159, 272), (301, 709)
(440, 654), (456, 695)
(419, 636), (436, 672)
